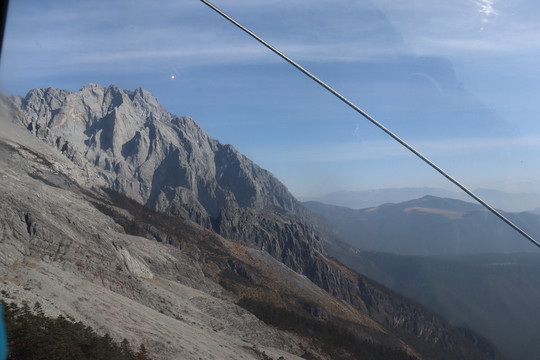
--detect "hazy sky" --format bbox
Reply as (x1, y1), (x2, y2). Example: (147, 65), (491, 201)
(1, 0), (539, 198)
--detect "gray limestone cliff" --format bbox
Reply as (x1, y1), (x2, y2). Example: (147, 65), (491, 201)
(13, 84), (303, 228)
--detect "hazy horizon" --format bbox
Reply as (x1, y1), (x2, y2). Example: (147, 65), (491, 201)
(298, 186), (540, 212)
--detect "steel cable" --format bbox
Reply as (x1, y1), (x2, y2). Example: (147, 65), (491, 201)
(200, 0), (540, 249)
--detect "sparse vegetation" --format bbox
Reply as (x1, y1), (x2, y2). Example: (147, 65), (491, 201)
(92, 187), (229, 258)
(237, 297), (417, 360)
(1, 300), (152, 360)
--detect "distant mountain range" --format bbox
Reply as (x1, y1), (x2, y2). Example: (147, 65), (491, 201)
(305, 196), (540, 360)
(0, 85), (507, 360)
(304, 195), (540, 255)
(302, 188), (540, 213)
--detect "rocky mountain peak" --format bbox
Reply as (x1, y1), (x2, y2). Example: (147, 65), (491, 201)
(127, 86), (164, 113)
(12, 84), (303, 227)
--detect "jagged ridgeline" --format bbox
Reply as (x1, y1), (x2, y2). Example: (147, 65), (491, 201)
(12, 84), (306, 227)
(0, 85), (507, 360)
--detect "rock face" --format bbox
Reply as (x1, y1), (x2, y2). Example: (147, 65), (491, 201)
(14, 84), (303, 227)
(214, 206), (324, 274)
(1, 86), (508, 360)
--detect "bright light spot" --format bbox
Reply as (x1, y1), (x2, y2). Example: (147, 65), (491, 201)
(478, 0), (498, 19)
(171, 75), (175, 79)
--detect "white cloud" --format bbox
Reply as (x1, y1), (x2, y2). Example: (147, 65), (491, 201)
(416, 135), (540, 154)
(1, 0), (414, 82)
(246, 135), (540, 164)
(372, 0), (540, 57)
(478, 0), (498, 18)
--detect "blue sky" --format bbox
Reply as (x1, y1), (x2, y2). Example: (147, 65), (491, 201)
(1, 0), (539, 198)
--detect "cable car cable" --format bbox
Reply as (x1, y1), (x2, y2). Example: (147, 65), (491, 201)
(200, 0), (540, 250)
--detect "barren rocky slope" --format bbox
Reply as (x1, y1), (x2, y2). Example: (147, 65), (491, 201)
(0, 100), (310, 359)
(0, 86), (508, 359)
